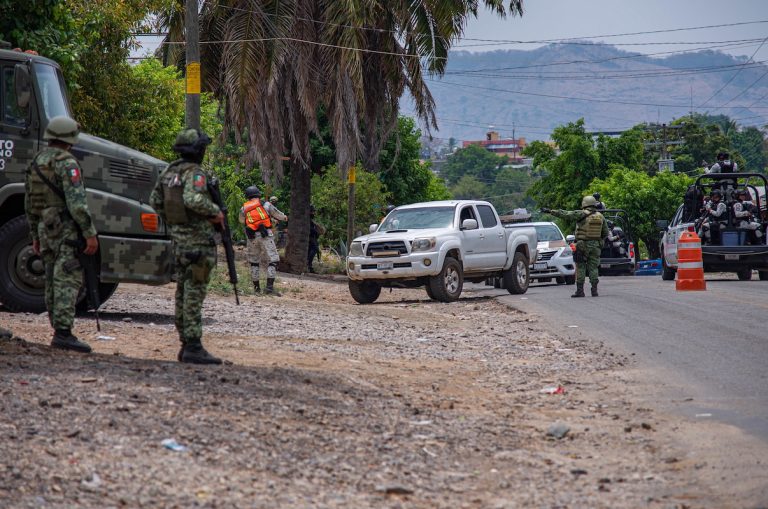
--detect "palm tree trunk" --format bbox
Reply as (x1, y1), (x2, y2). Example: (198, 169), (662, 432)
(283, 159), (311, 273)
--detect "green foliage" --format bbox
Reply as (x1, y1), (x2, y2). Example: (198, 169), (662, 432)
(731, 126), (767, 173)
(378, 117), (434, 205)
(489, 167), (535, 213)
(451, 175), (488, 200)
(440, 144), (506, 185)
(521, 140), (556, 174)
(424, 173), (452, 201)
(588, 169), (693, 258)
(311, 166), (389, 247)
(667, 115), (734, 173)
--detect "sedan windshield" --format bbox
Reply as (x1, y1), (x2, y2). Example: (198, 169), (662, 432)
(379, 206), (455, 231)
(34, 63), (71, 121)
(534, 225), (563, 242)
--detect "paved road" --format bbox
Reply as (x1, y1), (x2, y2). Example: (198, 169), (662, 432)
(487, 275), (768, 442)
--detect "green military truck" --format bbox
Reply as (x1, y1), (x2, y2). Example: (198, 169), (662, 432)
(0, 46), (173, 312)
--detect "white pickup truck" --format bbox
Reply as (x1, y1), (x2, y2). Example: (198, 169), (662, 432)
(346, 200), (538, 303)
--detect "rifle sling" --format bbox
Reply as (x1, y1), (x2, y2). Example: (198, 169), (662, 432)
(31, 162), (84, 237)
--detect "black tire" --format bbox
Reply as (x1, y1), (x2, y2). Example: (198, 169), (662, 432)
(661, 255), (676, 281)
(425, 283), (436, 300)
(76, 282), (119, 312)
(348, 280), (381, 304)
(503, 251), (530, 295)
(737, 269), (752, 281)
(427, 257), (463, 302)
(759, 271), (768, 281)
(0, 216), (46, 313)
(564, 275), (576, 285)
(555, 276), (565, 285)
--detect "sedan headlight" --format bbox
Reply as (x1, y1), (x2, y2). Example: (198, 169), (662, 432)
(559, 247), (573, 258)
(349, 241), (364, 256)
(411, 237), (436, 252)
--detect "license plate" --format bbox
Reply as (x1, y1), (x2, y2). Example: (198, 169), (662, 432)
(377, 261), (394, 270)
(600, 264), (610, 268)
(534, 262), (548, 270)
(724, 254), (739, 261)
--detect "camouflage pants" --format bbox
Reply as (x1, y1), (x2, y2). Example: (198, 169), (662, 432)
(174, 245), (215, 343)
(40, 226), (82, 331)
(246, 234), (279, 281)
(575, 240), (601, 285)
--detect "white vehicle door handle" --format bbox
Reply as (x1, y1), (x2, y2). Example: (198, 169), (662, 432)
(479, 234), (485, 239)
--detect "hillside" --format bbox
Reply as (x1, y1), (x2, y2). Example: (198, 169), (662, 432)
(414, 42), (768, 142)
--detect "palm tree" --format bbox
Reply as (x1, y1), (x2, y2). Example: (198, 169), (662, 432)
(162, 0), (523, 273)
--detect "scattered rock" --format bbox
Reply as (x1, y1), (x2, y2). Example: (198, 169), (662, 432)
(546, 422), (571, 439)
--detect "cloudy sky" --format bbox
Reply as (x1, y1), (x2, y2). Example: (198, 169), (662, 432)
(460, 0), (767, 60)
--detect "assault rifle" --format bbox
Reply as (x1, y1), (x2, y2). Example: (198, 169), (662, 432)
(207, 177), (240, 305)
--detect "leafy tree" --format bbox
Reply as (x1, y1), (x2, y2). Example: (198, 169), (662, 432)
(311, 167), (389, 249)
(451, 175), (488, 200)
(588, 169), (693, 259)
(731, 126), (767, 173)
(440, 144), (507, 185)
(490, 167), (535, 213)
(424, 174), (452, 201)
(378, 117), (434, 205)
(521, 140), (556, 174)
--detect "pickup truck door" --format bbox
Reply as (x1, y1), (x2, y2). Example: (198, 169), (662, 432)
(476, 204), (507, 268)
(458, 205), (483, 270)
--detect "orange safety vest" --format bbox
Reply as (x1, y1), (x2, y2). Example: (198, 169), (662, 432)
(243, 198), (272, 230)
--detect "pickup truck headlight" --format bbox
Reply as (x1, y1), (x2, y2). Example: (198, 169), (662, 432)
(411, 237), (436, 252)
(349, 241), (364, 256)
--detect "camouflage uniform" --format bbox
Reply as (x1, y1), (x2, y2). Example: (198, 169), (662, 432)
(239, 200), (286, 285)
(24, 147), (97, 334)
(549, 201), (609, 296)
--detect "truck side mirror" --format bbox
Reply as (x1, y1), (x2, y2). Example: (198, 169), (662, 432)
(14, 63), (32, 109)
(655, 219), (669, 230)
(369, 224), (378, 233)
(461, 219), (478, 230)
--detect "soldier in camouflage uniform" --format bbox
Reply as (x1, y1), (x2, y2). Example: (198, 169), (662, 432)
(150, 129), (224, 365)
(542, 195), (609, 298)
(24, 116), (99, 352)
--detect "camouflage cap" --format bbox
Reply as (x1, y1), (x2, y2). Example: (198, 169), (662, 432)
(44, 116), (80, 145)
(175, 129), (211, 147)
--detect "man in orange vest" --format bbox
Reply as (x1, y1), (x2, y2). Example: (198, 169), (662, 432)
(238, 186), (287, 295)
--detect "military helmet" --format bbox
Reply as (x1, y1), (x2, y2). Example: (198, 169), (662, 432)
(173, 128), (211, 154)
(245, 186), (261, 199)
(593, 192), (601, 200)
(711, 189), (723, 198)
(736, 189), (748, 198)
(43, 116), (80, 145)
(581, 195), (598, 209)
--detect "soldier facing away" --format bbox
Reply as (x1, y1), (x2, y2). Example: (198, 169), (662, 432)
(542, 195), (609, 297)
(150, 129), (224, 365)
(24, 116), (99, 353)
(239, 186), (287, 295)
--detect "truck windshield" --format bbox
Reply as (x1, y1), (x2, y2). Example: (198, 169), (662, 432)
(34, 63), (71, 121)
(380, 206), (455, 231)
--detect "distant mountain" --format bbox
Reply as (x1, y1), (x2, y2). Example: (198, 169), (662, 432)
(409, 42), (768, 142)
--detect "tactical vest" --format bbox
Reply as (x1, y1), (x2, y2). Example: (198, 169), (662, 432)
(161, 160), (196, 225)
(243, 198), (272, 230)
(26, 149), (68, 215)
(719, 161), (734, 173)
(576, 210), (604, 241)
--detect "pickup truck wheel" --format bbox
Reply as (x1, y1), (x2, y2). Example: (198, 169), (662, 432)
(0, 216), (46, 313)
(737, 269), (752, 281)
(428, 257), (463, 302)
(564, 275), (576, 285)
(661, 255), (676, 281)
(425, 283), (436, 300)
(759, 271), (768, 281)
(348, 280), (382, 304)
(503, 252), (530, 295)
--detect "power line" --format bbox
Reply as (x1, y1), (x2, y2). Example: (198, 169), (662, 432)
(699, 35), (768, 108)
(453, 37), (766, 50)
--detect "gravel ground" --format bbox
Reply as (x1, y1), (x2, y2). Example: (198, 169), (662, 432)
(0, 274), (748, 508)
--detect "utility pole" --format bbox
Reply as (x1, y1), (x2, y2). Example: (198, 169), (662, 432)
(185, 0), (201, 130)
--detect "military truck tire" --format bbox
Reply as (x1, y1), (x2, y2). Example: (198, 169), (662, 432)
(428, 257), (463, 302)
(737, 269), (752, 281)
(0, 216), (46, 313)
(348, 280), (381, 304)
(76, 282), (119, 312)
(504, 252), (530, 295)
(759, 270), (768, 281)
(661, 255), (676, 281)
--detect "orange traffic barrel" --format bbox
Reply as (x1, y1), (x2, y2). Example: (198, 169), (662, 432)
(676, 230), (706, 291)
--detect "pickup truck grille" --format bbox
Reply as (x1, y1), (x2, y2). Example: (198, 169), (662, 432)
(537, 250), (556, 261)
(366, 241), (408, 257)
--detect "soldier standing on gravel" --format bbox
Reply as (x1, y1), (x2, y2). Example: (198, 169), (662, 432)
(542, 195), (608, 298)
(239, 186), (287, 296)
(24, 116), (98, 353)
(150, 129), (224, 365)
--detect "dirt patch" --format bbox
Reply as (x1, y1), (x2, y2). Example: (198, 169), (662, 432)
(0, 275), (758, 507)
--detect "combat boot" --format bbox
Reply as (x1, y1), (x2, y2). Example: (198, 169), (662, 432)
(253, 281), (261, 294)
(591, 282), (599, 297)
(571, 283), (585, 298)
(265, 278), (281, 296)
(181, 342), (222, 365)
(51, 329), (92, 353)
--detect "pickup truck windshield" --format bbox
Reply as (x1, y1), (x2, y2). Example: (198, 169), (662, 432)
(380, 206), (455, 231)
(34, 63), (70, 121)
